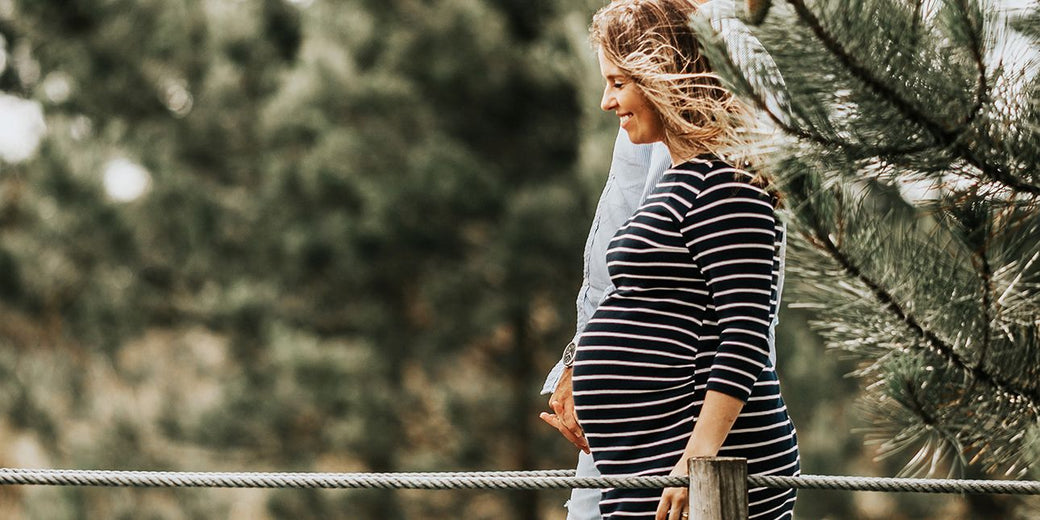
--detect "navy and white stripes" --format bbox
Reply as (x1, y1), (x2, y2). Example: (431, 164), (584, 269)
(573, 158), (799, 519)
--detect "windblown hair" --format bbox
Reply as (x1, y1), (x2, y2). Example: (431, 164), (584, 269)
(591, 0), (763, 168)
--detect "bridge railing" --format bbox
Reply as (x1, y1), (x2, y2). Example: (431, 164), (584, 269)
(3, 458), (1040, 520)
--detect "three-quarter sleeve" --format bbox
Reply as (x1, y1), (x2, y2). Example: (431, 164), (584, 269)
(680, 169), (777, 403)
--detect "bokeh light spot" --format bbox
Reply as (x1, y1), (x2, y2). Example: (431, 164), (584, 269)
(103, 158), (152, 202)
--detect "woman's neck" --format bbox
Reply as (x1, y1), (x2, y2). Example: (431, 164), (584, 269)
(663, 136), (712, 166)
(668, 147), (710, 167)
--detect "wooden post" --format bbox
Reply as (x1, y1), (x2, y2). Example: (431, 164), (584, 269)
(687, 457), (748, 520)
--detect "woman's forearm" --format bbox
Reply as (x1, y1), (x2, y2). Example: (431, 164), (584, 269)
(682, 390), (744, 462)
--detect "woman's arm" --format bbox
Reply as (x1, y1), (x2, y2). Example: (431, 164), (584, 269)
(655, 390), (743, 520)
(657, 166), (780, 520)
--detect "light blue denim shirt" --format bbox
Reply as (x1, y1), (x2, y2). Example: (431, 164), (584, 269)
(541, 133), (671, 394)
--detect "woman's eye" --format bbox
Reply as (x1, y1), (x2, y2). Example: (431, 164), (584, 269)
(613, 81), (625, 89)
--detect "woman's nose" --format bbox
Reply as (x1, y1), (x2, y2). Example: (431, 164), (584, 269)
(600, 87), (616, 112)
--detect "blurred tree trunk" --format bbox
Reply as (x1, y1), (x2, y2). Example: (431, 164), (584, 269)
(510, 303), (539, 520)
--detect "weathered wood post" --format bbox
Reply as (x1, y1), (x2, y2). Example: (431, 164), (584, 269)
(687, 457), (748, 520)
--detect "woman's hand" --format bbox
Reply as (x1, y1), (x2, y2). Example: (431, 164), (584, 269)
(656, 391), (745, 520)
(655, 459), (690, 520)
(538, 367), (590, 453)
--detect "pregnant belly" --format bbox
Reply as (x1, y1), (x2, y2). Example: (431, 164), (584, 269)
(573, 325), (703, 434)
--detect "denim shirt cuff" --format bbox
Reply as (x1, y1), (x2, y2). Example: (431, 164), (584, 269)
(540, 358), (565, 395)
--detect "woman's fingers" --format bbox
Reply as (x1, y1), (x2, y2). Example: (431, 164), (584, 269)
(551, 399), (590, 453)
(655, 487), (688, 520)
(539, 411), (589, 452)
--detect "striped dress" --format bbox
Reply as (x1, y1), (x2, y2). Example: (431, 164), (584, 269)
(572, 158), (799, 520)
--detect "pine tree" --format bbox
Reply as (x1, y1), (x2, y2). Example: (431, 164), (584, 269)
(694, 0), (1040, 479)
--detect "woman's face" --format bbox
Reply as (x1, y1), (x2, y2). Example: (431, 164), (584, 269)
(598, 48), (665, 145)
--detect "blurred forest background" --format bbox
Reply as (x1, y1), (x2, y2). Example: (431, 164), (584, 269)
(0, 0), (1036, 519)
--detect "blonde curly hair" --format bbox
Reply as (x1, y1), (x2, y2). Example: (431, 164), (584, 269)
(590, 0), (762, 168)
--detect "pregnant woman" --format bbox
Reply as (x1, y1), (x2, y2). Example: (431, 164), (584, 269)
(571, 1), (800, 519)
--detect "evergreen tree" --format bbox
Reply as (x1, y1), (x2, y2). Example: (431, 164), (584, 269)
(4, 0), (979, 518)
(0, 0), (592, 518)
(694, 0), (1040, 486)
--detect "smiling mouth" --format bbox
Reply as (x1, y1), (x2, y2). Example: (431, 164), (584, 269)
(620, 114), (632, 125)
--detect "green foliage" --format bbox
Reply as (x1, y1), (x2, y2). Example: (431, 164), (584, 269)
(2, 0), (1008, 518)
(696, 0), (1040, 491)
(0, 0), (595, 517)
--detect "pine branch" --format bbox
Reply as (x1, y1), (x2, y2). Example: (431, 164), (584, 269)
(970, 236), (995, 387)
(744, 66), (935, 160)
(783, 0), (1040, 196)
(909, 0), (925, 51)
(884, 373), (970, 477)
(689, 15), (934, 163)
(799, 199), (1040, 413)
(951, 0), (989, 129)
(1009, 5), (1040, 41)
